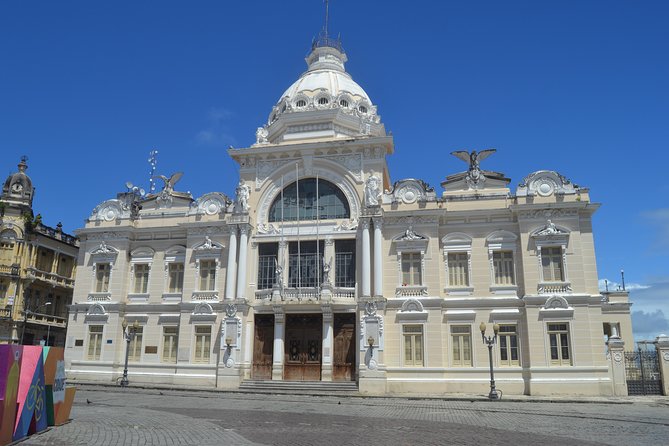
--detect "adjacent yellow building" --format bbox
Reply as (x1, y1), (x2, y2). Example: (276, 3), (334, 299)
(0, 158), (78, 346)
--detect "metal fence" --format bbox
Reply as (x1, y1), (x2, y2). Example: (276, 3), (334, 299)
(624, 349), (662, 395)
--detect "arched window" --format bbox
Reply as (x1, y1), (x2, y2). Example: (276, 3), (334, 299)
(268, 178), (350, 222)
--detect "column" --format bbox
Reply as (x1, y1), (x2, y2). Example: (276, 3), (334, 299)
(361, 219), (371, 297)
(225, 227), (238, 300)
(236, 226), (248, 299)
(272, 311), (285, 380)
(373, 218), (383, 297)
(321, 308), (333, 381)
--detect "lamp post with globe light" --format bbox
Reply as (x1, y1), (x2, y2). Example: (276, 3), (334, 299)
(120, 320), (140, 387)
(480, 322), (500, 400)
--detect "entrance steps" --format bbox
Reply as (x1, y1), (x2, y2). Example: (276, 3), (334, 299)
(239, 380), (358, 395)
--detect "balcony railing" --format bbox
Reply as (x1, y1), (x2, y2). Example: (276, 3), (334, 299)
(538, 282), (572, 295)
(0, 308), (12, 319)
(192, 291), (219, 301)
(25, 312), (67, 328)
(254, 286), (357, 301)
(395, 285), (428, 297)
(27, 267), (74, 288)
(87, 292), (112, 302)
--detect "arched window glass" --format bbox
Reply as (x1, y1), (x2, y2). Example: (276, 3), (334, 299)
(268, 178), (350, 222)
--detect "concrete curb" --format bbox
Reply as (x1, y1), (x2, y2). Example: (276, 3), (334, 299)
(66, 380), (669, 405)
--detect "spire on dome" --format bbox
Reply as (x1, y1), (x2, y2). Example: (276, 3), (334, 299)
(311, 0), (343, 53)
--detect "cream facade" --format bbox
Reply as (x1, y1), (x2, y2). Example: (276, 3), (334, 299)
(65, 36), (633, 396)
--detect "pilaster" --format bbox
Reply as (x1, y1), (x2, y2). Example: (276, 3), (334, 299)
(225, 227), (238, 299)
(655, 335), (669, 396)
(361, 219), (371, 297)
(607, 337), (627, 396)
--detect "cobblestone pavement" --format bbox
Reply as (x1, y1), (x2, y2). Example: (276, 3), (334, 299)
(19, 387), (669, 446)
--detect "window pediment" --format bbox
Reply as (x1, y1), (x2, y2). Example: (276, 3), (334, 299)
(193, 236), (223, 254)
(531, 220), (570, 246)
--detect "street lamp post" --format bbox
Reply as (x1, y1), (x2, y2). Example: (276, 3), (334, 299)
(480, 322), (500, 400)
(20, 300), (51, 345)
(120, 320), (140, 387)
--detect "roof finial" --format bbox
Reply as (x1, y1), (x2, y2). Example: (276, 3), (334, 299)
(324, 0), (329, 39)
(18, 155), (28, 172)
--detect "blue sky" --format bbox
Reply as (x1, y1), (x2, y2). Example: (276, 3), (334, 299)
(1, 1), (667, 339)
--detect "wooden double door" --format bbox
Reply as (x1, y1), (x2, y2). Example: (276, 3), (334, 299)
(284, 314), (322, 381)
(251, 313), (357, 382)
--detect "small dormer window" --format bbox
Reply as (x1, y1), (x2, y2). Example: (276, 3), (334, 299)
(318, 97), (329, 105)
(339, 99), (349, 107)
(296, 100), (307, 108)
(359, 106), (367, 113)
(271, 114), (277, 122)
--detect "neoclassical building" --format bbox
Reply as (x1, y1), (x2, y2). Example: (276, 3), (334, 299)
(64, 35), (633, 396)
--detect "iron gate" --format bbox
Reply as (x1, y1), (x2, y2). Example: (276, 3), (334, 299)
(624, 349), (662, 395)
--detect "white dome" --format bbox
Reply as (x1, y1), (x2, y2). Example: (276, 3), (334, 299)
(255, 39), (384, 146)
(280, 64), (371, 104)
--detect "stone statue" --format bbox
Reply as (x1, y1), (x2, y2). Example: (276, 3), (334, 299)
(274, 260), (283, 287)
(202, 236), (214, 249)
(402, 224), (422, 241)
(364, 175), (381, 207)
(235, 180), (250, 213)
(255, 126), (269, 145)
(155, 172), (184, 193)
(322, 257), (332, 284)
(450, 149), (496, 187)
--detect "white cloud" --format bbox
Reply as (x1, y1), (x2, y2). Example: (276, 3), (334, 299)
(598, 278), (650, 292)
(632, 309), (669, 340)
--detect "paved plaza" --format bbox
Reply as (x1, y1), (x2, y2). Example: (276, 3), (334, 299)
(19, 386), (669, 446)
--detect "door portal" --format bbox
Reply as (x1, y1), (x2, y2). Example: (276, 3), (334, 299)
(333, 313), (356, 381)
(284, 314), (322, 381)
(252, 314), (274, 380)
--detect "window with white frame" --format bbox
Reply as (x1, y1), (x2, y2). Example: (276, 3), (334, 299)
(394, 229), (428, 292)
(128, 326), (143, 362)
(532, 222), (570, 286)
(498, 324), (520, 366)
(133, 264), (150, 294)
(442, 233), (472, 290)
(95, 263), (111, 293)
(129, 247), (154, 295)
(401, 252), (422, 286)
(168, 263), (184, 293)
(403, 324), (424, 366)
(448, 253), (469, 287)
(451, 325), (472, 366)
(90, 242), (119, 295)
(541, 247), (564, 282)
(193, 325), (211, 363)
(486, 231), (518, 289)
(547, 323), (571, 365)
(199, 260), (217, 291)
(164, 245), (186, 295)
(87, 325), (103, 360)
(162, 326), (178, 363)
(492, 251), (515, 285)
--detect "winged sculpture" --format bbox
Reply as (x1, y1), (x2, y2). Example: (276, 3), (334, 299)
(450, 149), (496, 187)
(154, 172), (184, 193)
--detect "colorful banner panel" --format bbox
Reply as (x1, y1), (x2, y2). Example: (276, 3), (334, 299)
(0, 346), (75, 446)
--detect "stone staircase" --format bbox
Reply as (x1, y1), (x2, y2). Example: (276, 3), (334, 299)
(239, 380), (359, 395)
